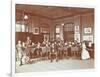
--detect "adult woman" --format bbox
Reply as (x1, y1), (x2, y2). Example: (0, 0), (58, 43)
(81, 42), (90, 60)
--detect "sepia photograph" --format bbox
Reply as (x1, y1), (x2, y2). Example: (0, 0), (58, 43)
(15, 4), (94, 73)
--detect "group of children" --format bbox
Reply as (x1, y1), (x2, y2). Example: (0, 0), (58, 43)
(16, 37), (92, 66)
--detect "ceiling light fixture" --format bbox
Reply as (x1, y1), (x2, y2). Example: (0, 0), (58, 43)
(24, 15), (28, 19)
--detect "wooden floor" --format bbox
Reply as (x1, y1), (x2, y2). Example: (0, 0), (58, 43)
(16, 58), (94, 73)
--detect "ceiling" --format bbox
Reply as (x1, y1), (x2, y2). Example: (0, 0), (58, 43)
(16, 4), (94, 20)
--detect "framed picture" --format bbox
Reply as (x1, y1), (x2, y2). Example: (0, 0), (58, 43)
(12, 0), (95, 77)
(84, 27), (92, 34)
(33, 27), (39, 34)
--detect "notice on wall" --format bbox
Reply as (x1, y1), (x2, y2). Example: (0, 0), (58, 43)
(83, 35), (94, 43)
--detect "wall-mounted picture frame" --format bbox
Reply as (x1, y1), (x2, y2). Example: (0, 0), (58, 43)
(84, 27), (92, 34)
(12, 0), (95, 77)
(33, 27), (39, 34)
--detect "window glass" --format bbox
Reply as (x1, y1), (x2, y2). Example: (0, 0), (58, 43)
(21, 24), (25, 32)
(16, 24), (26, 32)
(56, 27), (60, 33)
(16, 24), (22, 32)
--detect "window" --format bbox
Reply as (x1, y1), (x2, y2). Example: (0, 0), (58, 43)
(56, 27), (60, 33)
(64, 23), (74, 31)
(21, 24), (25, 32)
(55, 26), (60, 39)
(16, 24), (22, 32)
(16, 24), (26, 32)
